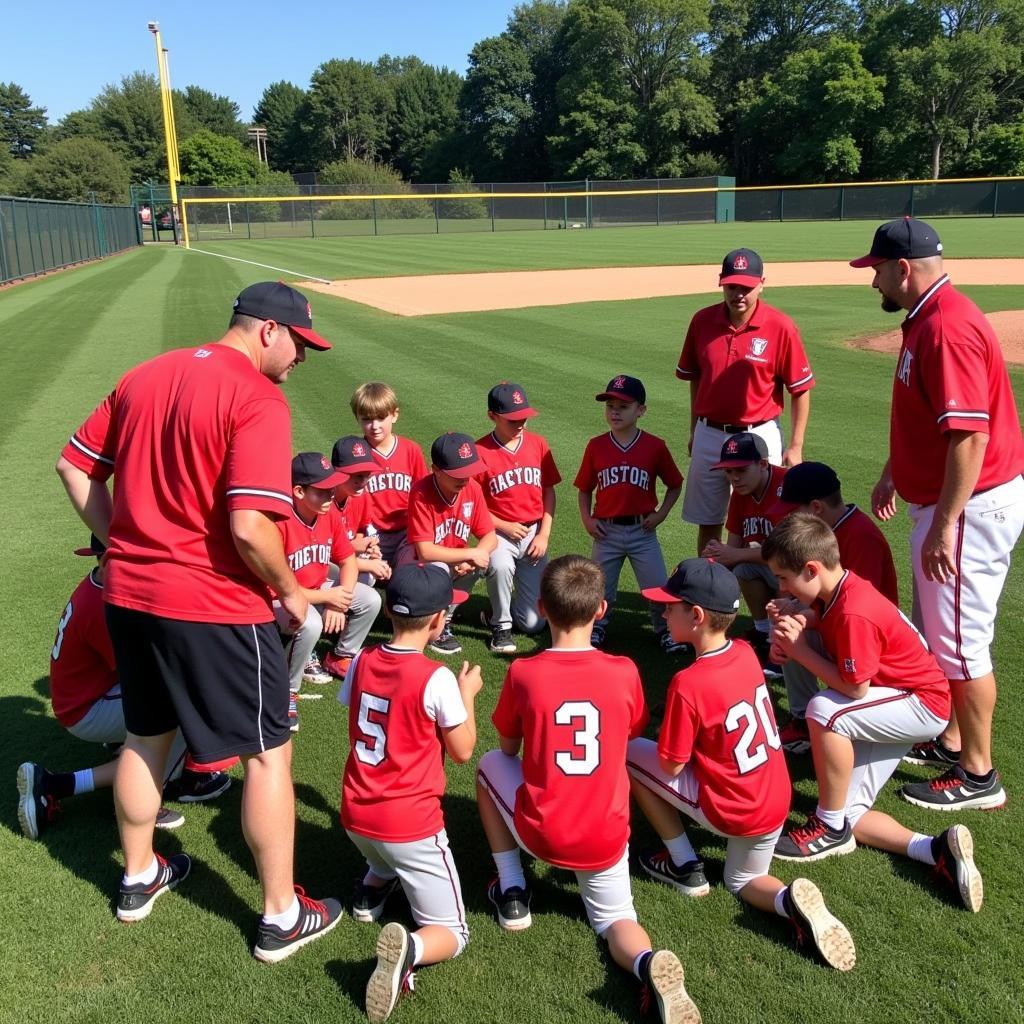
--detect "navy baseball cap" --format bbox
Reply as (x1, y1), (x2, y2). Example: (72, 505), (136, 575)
(331, 435), (377, 475)
(781, 462), (842, 504)
(850, 218), (943, 268)
(431, 432), (485, 478)
(711, 431), (769, 469)
(488, 381), (537, 420)
(596, 374), (646, 404)
(74, 534), (107, 557)
(386, 562), (469, 617)
(232, 281), (332, 350)
(720, 248), (764, 287)
(642, 558), (741, 613)
(292, 451), (349, 488)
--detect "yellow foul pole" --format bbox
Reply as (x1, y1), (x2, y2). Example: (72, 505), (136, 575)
(148, 22), (188, 247)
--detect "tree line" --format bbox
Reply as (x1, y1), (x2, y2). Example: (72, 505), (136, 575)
(3, 0), (1023, 206)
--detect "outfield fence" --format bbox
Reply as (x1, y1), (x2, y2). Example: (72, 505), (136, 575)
(176, 175), (1024, 245)
(0, 196), (142, 285)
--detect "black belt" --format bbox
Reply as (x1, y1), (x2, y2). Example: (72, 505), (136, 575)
(700, 416), (772, 433)
(602, 515), (643, 526)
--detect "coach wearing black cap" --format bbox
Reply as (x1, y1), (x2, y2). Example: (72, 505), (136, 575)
(675, 248), (815, 556)
(852, 218), (1024, 812)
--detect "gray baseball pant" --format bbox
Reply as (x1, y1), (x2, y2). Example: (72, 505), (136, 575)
(591, 522), (668, 633)
(781, 630), (825, 719)
(485, 525), (547, 634)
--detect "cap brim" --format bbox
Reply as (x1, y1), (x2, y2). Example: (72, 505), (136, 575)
(332, 459), (376, 475)
(302, 469), (349, 488)
(849, 254), (886, 268)
(710, 458), (759, 470)
(719, 273), (763, 287)
(641, 585), (681, 603)
(450, 589), (470, 606)
(595, 390), (640, 403)
(437, 458), (485, 479)
(74, 546), (99, 556)
(289, 324), (332, 351)
(496, 407), (538, 421)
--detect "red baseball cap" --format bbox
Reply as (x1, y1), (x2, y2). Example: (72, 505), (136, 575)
(232, 282), (332, 351)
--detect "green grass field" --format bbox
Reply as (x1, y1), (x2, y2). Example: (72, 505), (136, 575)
(2, 220), (1023, 1024)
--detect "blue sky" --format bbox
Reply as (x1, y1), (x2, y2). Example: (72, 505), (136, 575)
(6, 1), (515, 122)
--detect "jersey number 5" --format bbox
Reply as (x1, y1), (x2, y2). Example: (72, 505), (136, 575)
(355, 692), (391, 766)
(554, 700), (601, 776)
(724, 684), (781, 775)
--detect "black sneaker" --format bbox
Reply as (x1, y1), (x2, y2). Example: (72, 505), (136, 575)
(352, 876), (402, 923)
(639, 847), (710, 897)
(253, 886), (344, 963)
(773, 814), (856, 862)
(487, 877), (532, 931)
(489, 627), (517, 654)
(903, 739), (960, 767)
(640, 949), (703, 1024)
(901, 764), (1006, 811)
(16, 761), (61, 840)
(116, 852), (192, 923)
(932, 824), (983, 912)
(784, 878), (856, 971)
(427, 627), (462, 655)
(155, 806), (185, 830)
(366, 921), (416, 1023)
(778, 717), (811, 754)
(659, 632), (691, 656)
(167, 769), (232, 804)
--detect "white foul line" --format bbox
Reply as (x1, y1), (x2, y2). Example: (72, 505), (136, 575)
(185, 246), (332, 284)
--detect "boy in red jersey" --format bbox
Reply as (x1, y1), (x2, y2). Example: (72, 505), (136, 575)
(626, 558), (855, 971)
(773, 462), (899, 753)
(350, 382), (429, 569)
(477, 555), (701, 1024)
(339, 563), (482, 1023)
(702, 432), (795, 675)
(763, 515), (983, 913)
(406, 433), (498, 656)
(476, 381), (561, 655)
(575, 375), (685, 653)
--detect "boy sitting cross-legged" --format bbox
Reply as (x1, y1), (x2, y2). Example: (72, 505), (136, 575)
(476, 554), (702, 1024)
(626, 558), (855, 971)
(763, 514), (983, 913)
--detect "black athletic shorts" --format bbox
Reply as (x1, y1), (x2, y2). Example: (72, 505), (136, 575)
(105, 604), (291, 762)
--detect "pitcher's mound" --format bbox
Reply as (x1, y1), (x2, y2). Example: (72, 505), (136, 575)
(853, 311), (1024, 365)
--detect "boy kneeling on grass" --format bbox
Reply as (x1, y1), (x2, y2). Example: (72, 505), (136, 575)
(763, 514), (983, 913)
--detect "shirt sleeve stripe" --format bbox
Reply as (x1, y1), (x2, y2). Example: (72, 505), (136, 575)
(787, 373), (814, 389)
(226, 487), (293, 504)
(676, 365), (696, 378)
(69, 434), (114, 465)
(937, 411), (989, 424)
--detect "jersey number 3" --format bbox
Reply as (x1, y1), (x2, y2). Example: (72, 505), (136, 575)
(724, 684), (781, 775)
(355, 692), (391, 766)
(554, 700), (601, 776)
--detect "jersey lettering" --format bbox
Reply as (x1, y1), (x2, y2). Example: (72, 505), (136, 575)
(52, 601), (73, 661)
(434, 518), (472, 544)
(286, 542), (333, 572)
(596, 465), (651, 491)
(724, 684), (781, 775)
(366, 472), (412, 495)
(354, 691), (391, 766)
(553, 700), (601, 776)
(488, 466), (542, 495)
(742, 515), (776, 541)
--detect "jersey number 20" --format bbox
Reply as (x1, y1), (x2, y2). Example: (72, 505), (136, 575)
(724, 684), (781, 775)
(554, 700), (601, 776)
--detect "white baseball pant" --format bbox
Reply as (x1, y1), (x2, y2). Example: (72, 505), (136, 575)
(484, 524), (547, 634)
(591, 522), (669, 633)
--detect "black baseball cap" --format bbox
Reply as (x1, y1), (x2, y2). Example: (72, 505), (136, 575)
(386, 562), (469, 617)
(596, 374), (646, 404)
(74, 533), (107, 557)
(720, 248), (764, 287)
(431, 432), (485, 478)
(292, 451), (349, 488)
(331, 435), (377, 474)
(488, 381), (537, 420)
(781, 462), (842, 504)
(642, 558), (741, 613)
(711, 431), (769, 470)
(850, 218), (943, 268)
(232, 282), (332, 350)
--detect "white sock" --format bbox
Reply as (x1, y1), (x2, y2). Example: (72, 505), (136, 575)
(754, 618), (769, 634)
(664, 832), (698, 866)
(263, 895), (300, 930)
(493, 849), (526, 892)
(774, 887), (790, 918)
(410, 932), (424, 967)
(123, 856), (158, 887)
(632, 949), (653, 980)
(815, 805), (845, 832)
(907, 833), (937, 866)
(73, 769), (95, 795)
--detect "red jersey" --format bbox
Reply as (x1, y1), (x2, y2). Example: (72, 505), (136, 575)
(655, 640), (791, 836)
(676, 301), (815, 423)
(574, 430), (684, 519)
(406, 475), (495, 550)
(726, 464), (794, 546)
(891, 277), (1024, 506)
(49, 571), (118, 728)
(491, 648), (649, 871)
(476, 430), (561, 524)
(341, 646), (462, 842)
(62, 345), (293, 624)
(361, 436), (428, 532)
(816, 571), (950, 720)
(832, 504), (899, 606)
(277, 506), (354, 590)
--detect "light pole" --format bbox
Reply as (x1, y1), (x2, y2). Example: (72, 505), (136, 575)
(147, 21), (185, 245)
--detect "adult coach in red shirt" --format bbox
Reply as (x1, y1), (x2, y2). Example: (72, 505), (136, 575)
(55, 282), (343, 955)
(676, 248), (815, 555)
(853, 219), (1024, 811)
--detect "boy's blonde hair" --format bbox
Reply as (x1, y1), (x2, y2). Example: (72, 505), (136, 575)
(541, 555), (605, 628)
(351, 382), (399, 419)
(762, 512), (840, 573)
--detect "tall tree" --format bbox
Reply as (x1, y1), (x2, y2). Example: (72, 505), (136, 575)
(0, 82), (48, 158)
(179, 85), (247, 143)
(385, 62), (462, 181)
(179, 129), (262, 187)
(252, 81), (309, 172)
(304, 59), (391, 166)
(22, 137), (129, 203)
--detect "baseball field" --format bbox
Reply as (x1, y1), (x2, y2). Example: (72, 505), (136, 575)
(2, 218), (1023, 1024)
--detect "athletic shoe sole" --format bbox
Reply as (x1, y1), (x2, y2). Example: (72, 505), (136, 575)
(774, 832), (856, 863)
(789, 878), (856, 972)
(427, 642), (462, 656)
(489, 640), (517, 655)
(946, 824), (984, 912)
(352, 879), (401, 923)
(901, 751), (959, 767)
(253, 905), (343, 964)
(303, 673), (333, 685)
(177, 774), (232, 803)
(366, 922), (410, 1023)
(901, 785), (1007, 812)
(488, 883), (532, 930)
(117, 855), (191, 923)
(640, 859), (710, 898)
(648, 950), (703, 1024)
(16, 762), (40, 840)
(781, 739), (811, 755)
